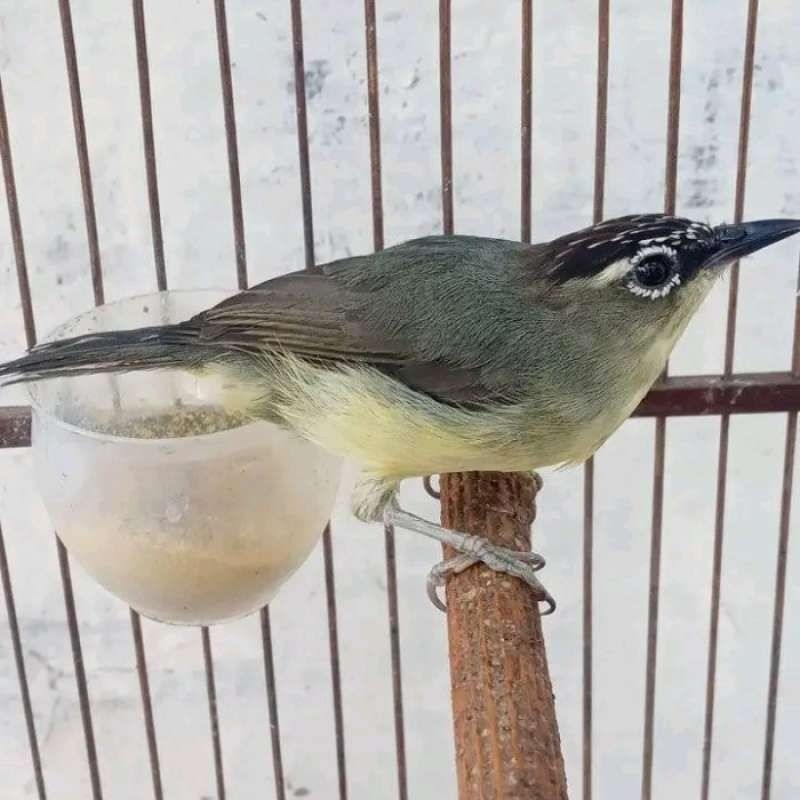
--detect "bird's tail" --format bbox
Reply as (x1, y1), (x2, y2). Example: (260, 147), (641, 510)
(0, 322), (212, 387)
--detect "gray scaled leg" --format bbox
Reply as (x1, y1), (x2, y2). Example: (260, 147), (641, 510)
(383, 500), (553, 614)
(352, 474), (554, 614)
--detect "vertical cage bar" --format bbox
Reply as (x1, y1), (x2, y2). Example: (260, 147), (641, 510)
(641, 3), (683, 799)
(439, 0), (453, 236)
(58, 0), (104, 306)
(58, 3), (181, 794)
(760, 225), (800, 798)
(214, 0), (247, 291)
(0, 524), (47, 800)
(287, 3), (349, 797)
(201, 627), (226, 800)
(0, 82), (47, 799)
(260, 608), (287, 800)
(129, 8), (168, 795)
(55, 4), (117, 795)
(520, 0), (532, 244)
(584, 5), (609, 798)
(0, 74), (35, 347)
(56, 539), (103, 800)
(131, 0), (167, 291)
(363, 4), (408, 798)
(129, 610), (164, 800)
(290, 0), (316, 271)
(701, 3), (759, 798)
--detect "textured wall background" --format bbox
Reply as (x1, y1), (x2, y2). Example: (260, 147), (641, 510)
(0, 1), (798, 798)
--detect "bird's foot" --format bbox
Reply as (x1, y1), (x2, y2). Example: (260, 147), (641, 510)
(383, 502), (555, 615)
(426, 549), (552, 613)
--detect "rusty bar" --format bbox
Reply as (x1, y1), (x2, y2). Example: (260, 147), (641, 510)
(56, 539), (103, 799)
(57, 0), (104, 306)
(58, 5), (172, 794)
(201, 627), (226, 800)
(760, 260), (800, 797)
(423, 475), (441, 500)
(701, 3), (759, 797)
(632, 372), (800, 417)
(583, 4), (609, 797)
(520, 0), (532, 244)
(364, 0), (384, 252)
(439, 0), (453, 235)
(3, 372), (800, 449)
(0, 81), (46, 798)
(441, 473), (568, 799)
(641, 4), (683, 797)
(260, 607), (287, 800)
(129, 610), (164, 800)
(287, 2), (348, 795)
(363, 4), (408, 798)
(762, 411), (797, 799)
(641, 416), (666, 800)
(289, 0), (316, 271)
(592, 0), (609, 227)
(0, 406), (31, 449)
(128, 7), (168, 794)
(0, 523), (47, 799)
(214, 0), (247, 290)
(0, 73), (36, 347)
(214, 6), (295, 794)
(131, 0), (167, 291)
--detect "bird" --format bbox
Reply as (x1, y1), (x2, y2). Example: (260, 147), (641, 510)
(2, 213), (798, 613)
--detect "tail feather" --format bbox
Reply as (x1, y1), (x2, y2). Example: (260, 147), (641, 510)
(0, 322), (209, 386)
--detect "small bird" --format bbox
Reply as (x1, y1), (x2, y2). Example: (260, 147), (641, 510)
(2, 214), (798, 612)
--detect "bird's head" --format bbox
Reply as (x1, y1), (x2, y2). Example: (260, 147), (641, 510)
(542, 214), (800, 329)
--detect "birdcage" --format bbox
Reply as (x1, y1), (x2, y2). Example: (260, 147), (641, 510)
(0, 2), (798, 799)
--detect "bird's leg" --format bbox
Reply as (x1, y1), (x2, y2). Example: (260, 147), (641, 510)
(383, 500), (554, 614)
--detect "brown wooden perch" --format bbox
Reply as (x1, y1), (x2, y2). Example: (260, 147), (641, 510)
(440, 471), (568, 800)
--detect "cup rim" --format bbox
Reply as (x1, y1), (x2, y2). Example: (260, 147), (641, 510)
(27, 289), (261, 446)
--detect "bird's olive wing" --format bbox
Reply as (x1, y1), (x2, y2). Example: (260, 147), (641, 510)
(193, 238), (540, 407)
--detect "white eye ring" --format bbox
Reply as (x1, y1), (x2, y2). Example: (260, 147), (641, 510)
(626, 244), (681, 300)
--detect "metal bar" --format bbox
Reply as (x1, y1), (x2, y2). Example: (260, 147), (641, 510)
(0, 523), (47, 800)
(365, 0), (384, 252)
(439, 0), (453, 236)
(363, 4), (408, 798)
(260, 607), (287, 800)
(583, 4), (609, 797)
(702, 4), (759, 797)
(58, 6), (171, 795)
(57, 0), (104, 306)
(201, 627), (226, 800)
(642, 4), (683, 798)
(0, 73), (36, 347)
(289, 0), (316, 272)
(520, 0), (532, 244)
(633, 372), (800, 417)
(3, 372), (800, 448)
(129, 610), (164, 800)
(56, 539), (103, 800)
(128, 8), (169, 795)
(761, 256), (800, 798)
(214, 0), (247, 290)
(131, 0), (167, 291)
(0, 78), (46, 798)
(287, 3), (348, 796)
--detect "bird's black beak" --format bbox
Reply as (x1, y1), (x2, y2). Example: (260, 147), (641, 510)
(704, 218), (800, 269)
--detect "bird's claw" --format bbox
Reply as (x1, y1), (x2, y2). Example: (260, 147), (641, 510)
(426, 545), (554, 615)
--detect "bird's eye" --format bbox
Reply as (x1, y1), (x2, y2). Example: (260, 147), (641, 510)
(626, 245), (680, 299)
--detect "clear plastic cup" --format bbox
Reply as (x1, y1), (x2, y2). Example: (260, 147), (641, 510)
(29, 291), (342, 625)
